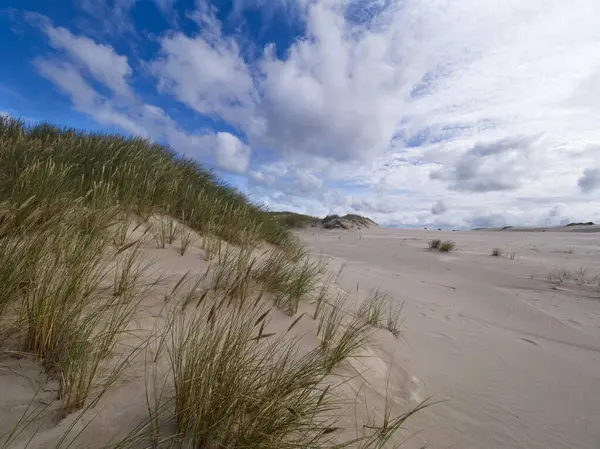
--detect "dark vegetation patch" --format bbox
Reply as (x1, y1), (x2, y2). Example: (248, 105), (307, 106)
(566, 222), (595, 226)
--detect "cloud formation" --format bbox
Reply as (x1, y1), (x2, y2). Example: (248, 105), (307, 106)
(214, 132), (252, 174)
(32, 17), (251, 175)
(578, 167), (600, 193)
(43, 25), (132, 96)
(11, 0), (600, 228)
(152, 30), (256, 130)
(429, 137), (536, 193)
(431, 200), (447, 215)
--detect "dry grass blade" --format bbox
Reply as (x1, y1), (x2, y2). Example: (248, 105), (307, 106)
(384, 301), (404, 338)
(318, 294), (372, 374)
(113, 241), (154, 300)
(254, 246), (323, 315)
(428, 239), (441, 250)
(438, 241), (456, 252)
(166, 299), (341, 448)
(359, 399), (432, 449)
(357, 290), (389, 327)
(178, 226), (195, 256)
(111, 211), (134, 247)
(0, 203), (149, 417)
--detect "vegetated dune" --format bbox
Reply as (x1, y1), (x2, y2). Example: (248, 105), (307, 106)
(0, 117), (423, 448)
(298, 226), (600, 449)
(265, 211), (321, 229)
(321, 214), (377, 230)
(269, 211), (377, 230)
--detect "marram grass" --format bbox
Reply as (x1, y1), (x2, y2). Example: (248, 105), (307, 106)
(0, 116), (426, 448)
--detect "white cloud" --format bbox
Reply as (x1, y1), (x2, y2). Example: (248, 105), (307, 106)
(257, 2), (408, 160)
(33, 19), (251, 175)
(34, 59), (96, 109)
(249, 0), (600, 226)
(578, 167), (600, 193)
(151, 27), (256, 131)
(294, 170), (323, 193)
(214, 132), (251, 173)
(27, 1), (600, 228)
(34, 58), (147, 136)
(42, 25), (132, 96)
(431, 200), (447, 215)
(429, 137), (537, 193)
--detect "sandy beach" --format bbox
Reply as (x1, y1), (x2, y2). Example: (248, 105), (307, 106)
(298, 226), (600, 449)
(2, 223), (600, 448)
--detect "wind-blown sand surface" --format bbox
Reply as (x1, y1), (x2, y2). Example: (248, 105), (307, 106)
(300, 227), (600, 449)
(2, 225), (599, 448)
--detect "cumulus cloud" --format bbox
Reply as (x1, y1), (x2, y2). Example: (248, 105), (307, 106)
(42, 25), (132, 96)
(429, 137), (536, 192)
(33, 17), (252, 175)
(150, 0), (415, 160)
(293, 170), (323, 193)
(578, 167), (600, 193)
(33, 58), (145, 135)
(22, 0), (600, 228)
(149, 1), (600, 163)
(151, 11), (257, 130)
(431, 200), (447, 215)
(214, 132), (251, 174)
(256, 2), (409, 160)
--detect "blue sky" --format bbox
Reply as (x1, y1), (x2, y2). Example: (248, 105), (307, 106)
(2, 0), (600, 228)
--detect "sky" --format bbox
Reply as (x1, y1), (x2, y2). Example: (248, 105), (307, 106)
(1, 0), (600, 229)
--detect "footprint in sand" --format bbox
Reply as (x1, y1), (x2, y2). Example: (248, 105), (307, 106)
(432, 332), (453, 342)
(520, 337), (540, 347)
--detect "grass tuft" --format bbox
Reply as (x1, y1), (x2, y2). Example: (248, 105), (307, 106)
(317, 294), (372, 373)
(167, 298), (341, 448)
(428, 239), (441, 250)
(178, 226), (196, 256)
(357, 290), (389, 327)
(547, 267), (599, 287)
(254, 246), (323, 315)
(384, 301), (404, 338)
(438, 240), (456, 252)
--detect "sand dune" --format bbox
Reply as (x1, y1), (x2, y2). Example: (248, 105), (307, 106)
(2, 224), (599, 448)
(300, 227), (600, 449)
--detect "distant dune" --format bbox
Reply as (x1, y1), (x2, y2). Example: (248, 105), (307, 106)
(474, 223), (600, 233)
(268, 211), (377, 230)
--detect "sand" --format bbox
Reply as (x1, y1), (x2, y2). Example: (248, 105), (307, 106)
(1, 226), (599, 448)
(299, 227), (600, 449)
